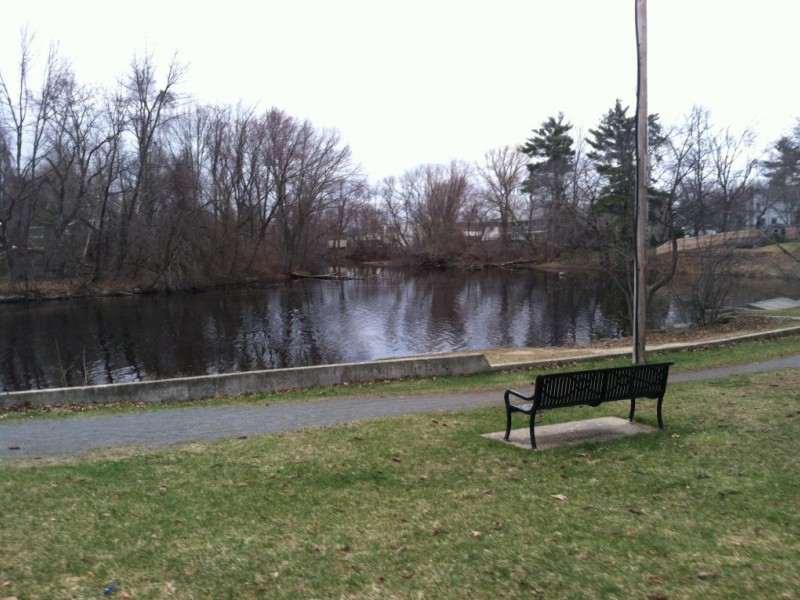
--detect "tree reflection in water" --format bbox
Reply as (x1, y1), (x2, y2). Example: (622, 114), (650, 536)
(1, 268), (796, 391)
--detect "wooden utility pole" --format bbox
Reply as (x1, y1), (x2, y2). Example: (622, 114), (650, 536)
(633, 0), (648, 364)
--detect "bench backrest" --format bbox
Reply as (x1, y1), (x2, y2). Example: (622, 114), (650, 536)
(534, 362), (672, 410)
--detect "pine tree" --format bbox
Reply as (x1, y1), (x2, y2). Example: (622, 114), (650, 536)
(762, 135), (800, 226)
(520, 113), (577, 256)
(587, 100), (636, 228)
(521, 112), (575, 204)
(586, 99), (662, 247)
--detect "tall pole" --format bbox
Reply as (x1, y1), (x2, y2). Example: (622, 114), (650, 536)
(633, 0), (648, 364)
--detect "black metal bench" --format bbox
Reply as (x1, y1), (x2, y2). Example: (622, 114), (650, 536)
(503, 362), (673, 449)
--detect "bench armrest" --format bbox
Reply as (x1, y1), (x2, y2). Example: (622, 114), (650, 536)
(504, 388), (534, 408)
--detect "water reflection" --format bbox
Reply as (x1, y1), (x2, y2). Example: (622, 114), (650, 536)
(1, 268), (797, 391)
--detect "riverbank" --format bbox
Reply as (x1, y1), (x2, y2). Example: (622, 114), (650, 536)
(2, 248), (797, 395)
(0, 275), (289, 304)
(3, 311), (799, 415)
(2, 242), (798, 303)
(482, 312), (800, 364)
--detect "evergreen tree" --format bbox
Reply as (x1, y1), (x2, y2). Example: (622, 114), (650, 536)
(584, 100), (666, 335)
(586, 99), (662, 247)
(521, 112), (575, 203)
(762, 134), (800, 225)
(520, 113), (577, 256)
(587, 100), (636, 227)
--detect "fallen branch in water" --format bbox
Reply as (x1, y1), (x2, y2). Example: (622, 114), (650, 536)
(288, 272), (359, 281)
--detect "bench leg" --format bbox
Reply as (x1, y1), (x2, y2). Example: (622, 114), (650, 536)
(656, 396), (664, 429)
(529, 415), (537, 450)
(628, 398), (636, 422)
(504, 408), (512, 441)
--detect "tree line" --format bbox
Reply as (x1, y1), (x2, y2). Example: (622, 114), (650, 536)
(1, 36), (798, 292)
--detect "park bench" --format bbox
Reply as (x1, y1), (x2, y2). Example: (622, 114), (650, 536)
(503, 362), (673, 449)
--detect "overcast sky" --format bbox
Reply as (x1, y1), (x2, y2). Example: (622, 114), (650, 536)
(1, 0), (798, 181)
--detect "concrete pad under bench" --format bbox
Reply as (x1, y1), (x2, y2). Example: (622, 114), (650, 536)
(483, 417), (659, 450)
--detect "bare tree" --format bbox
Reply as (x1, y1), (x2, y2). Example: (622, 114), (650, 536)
(86, 90), (127, 281)
(658, 112), (767, 328)
(38, 75), (118, 279)
(350, 198), (387, 248)
(321, 177), (369, 255)
(377, 163), (473, 264)
(195, 105), (276, 276)
(265, 109), (358, 272)
(476, 145), (527, 241)
(0, 31), (71, 283)
(711, 126), (758, 232)
(675, 106), (715, 235)
(671, 245), (736, 326)
(567, 136), (602, 245)
(407, 162), (472, 264)
(379, 175), (414, 250)
(115, 53), (185, 274)
(643, 112), (703, 316)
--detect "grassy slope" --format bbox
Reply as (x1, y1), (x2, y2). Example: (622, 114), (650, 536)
(1, 352), (798, 598)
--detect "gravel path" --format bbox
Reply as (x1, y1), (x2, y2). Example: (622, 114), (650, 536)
(2, 354), (799, 461)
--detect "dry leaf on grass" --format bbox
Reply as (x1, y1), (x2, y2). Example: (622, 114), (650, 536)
(698, 571), (719, 580)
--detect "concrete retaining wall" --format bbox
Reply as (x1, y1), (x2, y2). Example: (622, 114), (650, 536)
(0, 353), (492, 409)
(4, 325), (800, 410)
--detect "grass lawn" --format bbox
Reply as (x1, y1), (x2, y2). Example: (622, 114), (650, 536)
(1, 364), (799, 598)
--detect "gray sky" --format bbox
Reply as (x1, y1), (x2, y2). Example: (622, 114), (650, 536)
(1, 0), (798, 181)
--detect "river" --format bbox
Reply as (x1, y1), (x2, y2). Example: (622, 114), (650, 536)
(1, 267), (797, 391)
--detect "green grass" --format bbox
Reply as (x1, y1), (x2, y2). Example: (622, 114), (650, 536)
(1, 366), (799, 598)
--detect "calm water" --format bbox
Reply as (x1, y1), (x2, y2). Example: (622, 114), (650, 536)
(1, 268), (797, 391)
